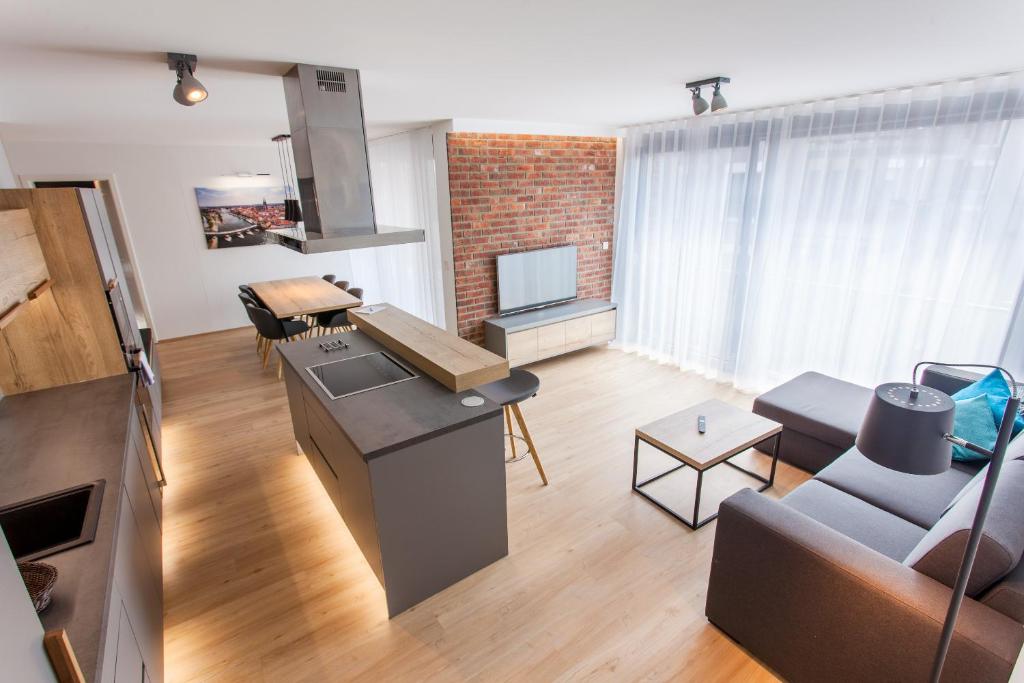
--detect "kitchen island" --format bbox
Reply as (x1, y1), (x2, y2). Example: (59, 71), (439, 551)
(277, 305), (510, 617)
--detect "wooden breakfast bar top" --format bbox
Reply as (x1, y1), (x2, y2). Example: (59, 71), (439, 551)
(348, 304), (509, 393)
(248, 276), (363, 318)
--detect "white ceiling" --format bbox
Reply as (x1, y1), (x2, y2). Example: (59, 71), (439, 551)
(1, 0), (1022, 144)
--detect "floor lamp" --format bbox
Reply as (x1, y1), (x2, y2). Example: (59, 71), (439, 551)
(855, 362), (1020, 683)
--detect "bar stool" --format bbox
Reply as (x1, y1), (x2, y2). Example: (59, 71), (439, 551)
(476, 369), (548, 486)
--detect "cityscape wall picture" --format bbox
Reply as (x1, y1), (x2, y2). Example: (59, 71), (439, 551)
(194, 186), (296, 249)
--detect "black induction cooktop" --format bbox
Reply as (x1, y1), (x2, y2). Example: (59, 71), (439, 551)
(306, 351), (417, 399)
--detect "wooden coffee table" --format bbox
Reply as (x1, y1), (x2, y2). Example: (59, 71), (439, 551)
(632, 399), (782, 529)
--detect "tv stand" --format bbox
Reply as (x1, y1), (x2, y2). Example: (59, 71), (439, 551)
(483, 299), (617, 367)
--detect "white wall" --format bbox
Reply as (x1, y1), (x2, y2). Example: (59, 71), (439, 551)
(3, 139), (433, 339)
(0, 141), (15, 188)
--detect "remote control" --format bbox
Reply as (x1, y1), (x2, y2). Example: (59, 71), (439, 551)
(697, 415), (706, 434)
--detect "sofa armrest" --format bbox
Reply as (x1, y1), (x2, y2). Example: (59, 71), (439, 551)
(706, 489), (1023, 683)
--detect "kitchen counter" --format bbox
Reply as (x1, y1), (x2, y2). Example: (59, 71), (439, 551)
(277, 328), (501, 459)
(278, 324), (508, 617)
(0, 375), (135, 683)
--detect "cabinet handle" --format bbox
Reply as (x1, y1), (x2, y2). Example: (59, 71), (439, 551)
(43, 629), (86, 683)
(106, 277), (118, 292)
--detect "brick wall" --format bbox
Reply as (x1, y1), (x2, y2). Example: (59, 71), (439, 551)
(447, 132), (617, 344)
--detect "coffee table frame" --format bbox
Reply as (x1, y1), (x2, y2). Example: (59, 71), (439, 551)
(631, 429), (781, 530)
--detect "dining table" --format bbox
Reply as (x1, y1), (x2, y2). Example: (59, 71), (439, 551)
(247, 276), (363, 319)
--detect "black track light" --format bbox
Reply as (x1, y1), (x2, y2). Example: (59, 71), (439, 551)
(168, 53), (208, 107)
(685, 76), (731, 116)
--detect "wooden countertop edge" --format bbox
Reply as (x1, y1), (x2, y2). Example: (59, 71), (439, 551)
(350, 305), (509, 393)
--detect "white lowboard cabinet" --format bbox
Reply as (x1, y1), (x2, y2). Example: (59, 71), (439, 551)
(483, 299), (617, 367)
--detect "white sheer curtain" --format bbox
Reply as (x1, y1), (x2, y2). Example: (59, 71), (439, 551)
(346, 127), (445, 327)
(613, 74), (1024, 392)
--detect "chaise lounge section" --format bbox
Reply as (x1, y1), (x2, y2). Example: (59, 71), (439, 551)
(708, 370), (1024, 682)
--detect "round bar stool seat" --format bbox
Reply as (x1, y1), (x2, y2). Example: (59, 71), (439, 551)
(476, 368), (539, 406)
(476, 369), (548, 485)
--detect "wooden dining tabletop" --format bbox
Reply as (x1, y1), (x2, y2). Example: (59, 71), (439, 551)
(248, 276), (363, 318)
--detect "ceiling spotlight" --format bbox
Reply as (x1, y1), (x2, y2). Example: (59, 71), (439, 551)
(691, 88), (709, 116)
(685, 76), (731, 116)
(168, 52), (208, 106)
(710, 83), (728, 112)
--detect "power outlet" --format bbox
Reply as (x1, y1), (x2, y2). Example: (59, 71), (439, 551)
(602, 241), (609, 250)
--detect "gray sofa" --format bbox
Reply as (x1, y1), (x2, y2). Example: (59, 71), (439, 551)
(707, 369), (1024, 682)
(752, 365), (998, 472)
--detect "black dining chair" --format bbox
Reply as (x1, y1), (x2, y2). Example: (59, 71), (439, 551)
(247, 304), (309, 379)
(313, 286), (364, 335)
(322, 274), (337, 284)
(336, 280), (350, 291)
(314, 309), (353, 335)
(476, 369), (548, 485)
(239, 293), (265, 354)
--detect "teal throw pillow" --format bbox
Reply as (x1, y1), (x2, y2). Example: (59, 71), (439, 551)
(951, 394), (1000, 462)
(950, 369), (1024, 439)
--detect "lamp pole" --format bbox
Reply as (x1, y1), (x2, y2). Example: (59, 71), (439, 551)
(924, 366), (1019, 682)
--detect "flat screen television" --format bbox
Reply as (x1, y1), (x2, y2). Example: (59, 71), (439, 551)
(496, 245), (578, 315)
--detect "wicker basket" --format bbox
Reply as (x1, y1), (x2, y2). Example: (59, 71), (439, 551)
(18, 561), (58, 613)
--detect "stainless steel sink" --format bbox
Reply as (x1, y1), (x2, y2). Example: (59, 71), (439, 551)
(0, 480), (105, 561)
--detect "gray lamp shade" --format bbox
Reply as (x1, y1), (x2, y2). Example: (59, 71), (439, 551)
(692, 91), (709, 115)
(179, 69), (208, 104)
(855, 383), (955, 475)
(711, 88), (728, 112)
(172, 81), (196, 106)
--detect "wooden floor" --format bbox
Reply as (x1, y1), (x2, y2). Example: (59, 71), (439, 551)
(160, 329), (810, 682)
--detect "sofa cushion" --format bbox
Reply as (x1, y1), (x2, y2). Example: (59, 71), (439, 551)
(982, 556), (1024, 624)
(752, 371), (872, 449)
(782, 480), (927, 560)
(904, 459), (1024, 597)
(950, 369), (1024, 440)
(816, 447), (978, 529)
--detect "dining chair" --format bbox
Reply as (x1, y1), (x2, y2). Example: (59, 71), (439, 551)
(239, 293), (264, 354)
(247, 304), (310, 379)
(336, 281), (350, 291)
(347, 287), (364, 300)
(315, 309), (353, 335)
(322, 274), (337, 284)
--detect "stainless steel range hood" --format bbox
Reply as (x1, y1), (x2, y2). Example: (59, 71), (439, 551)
(266, 64), (425, 254)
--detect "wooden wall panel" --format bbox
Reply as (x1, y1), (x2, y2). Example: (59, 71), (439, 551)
(0, 189), (125, 394)
(0, 209), (49, 316)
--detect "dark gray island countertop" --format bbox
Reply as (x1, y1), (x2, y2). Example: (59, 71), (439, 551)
(277, 329), (502, 459)
(0, 374), (136, 683)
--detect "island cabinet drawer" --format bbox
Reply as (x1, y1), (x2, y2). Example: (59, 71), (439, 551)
(300, 391), (386, 585)
(564, 316), (592, 349)
(590, 310), (617, 342)
(506, 328), (538, 367)
(536, 322), (566, 359)
(308, 437), (342, 511)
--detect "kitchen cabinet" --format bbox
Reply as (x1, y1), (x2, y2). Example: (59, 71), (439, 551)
(112, 605), (144, 683)
(0, 376), (162, 683)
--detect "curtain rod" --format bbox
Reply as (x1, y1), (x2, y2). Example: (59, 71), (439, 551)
(625, 68), (1024, 131)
